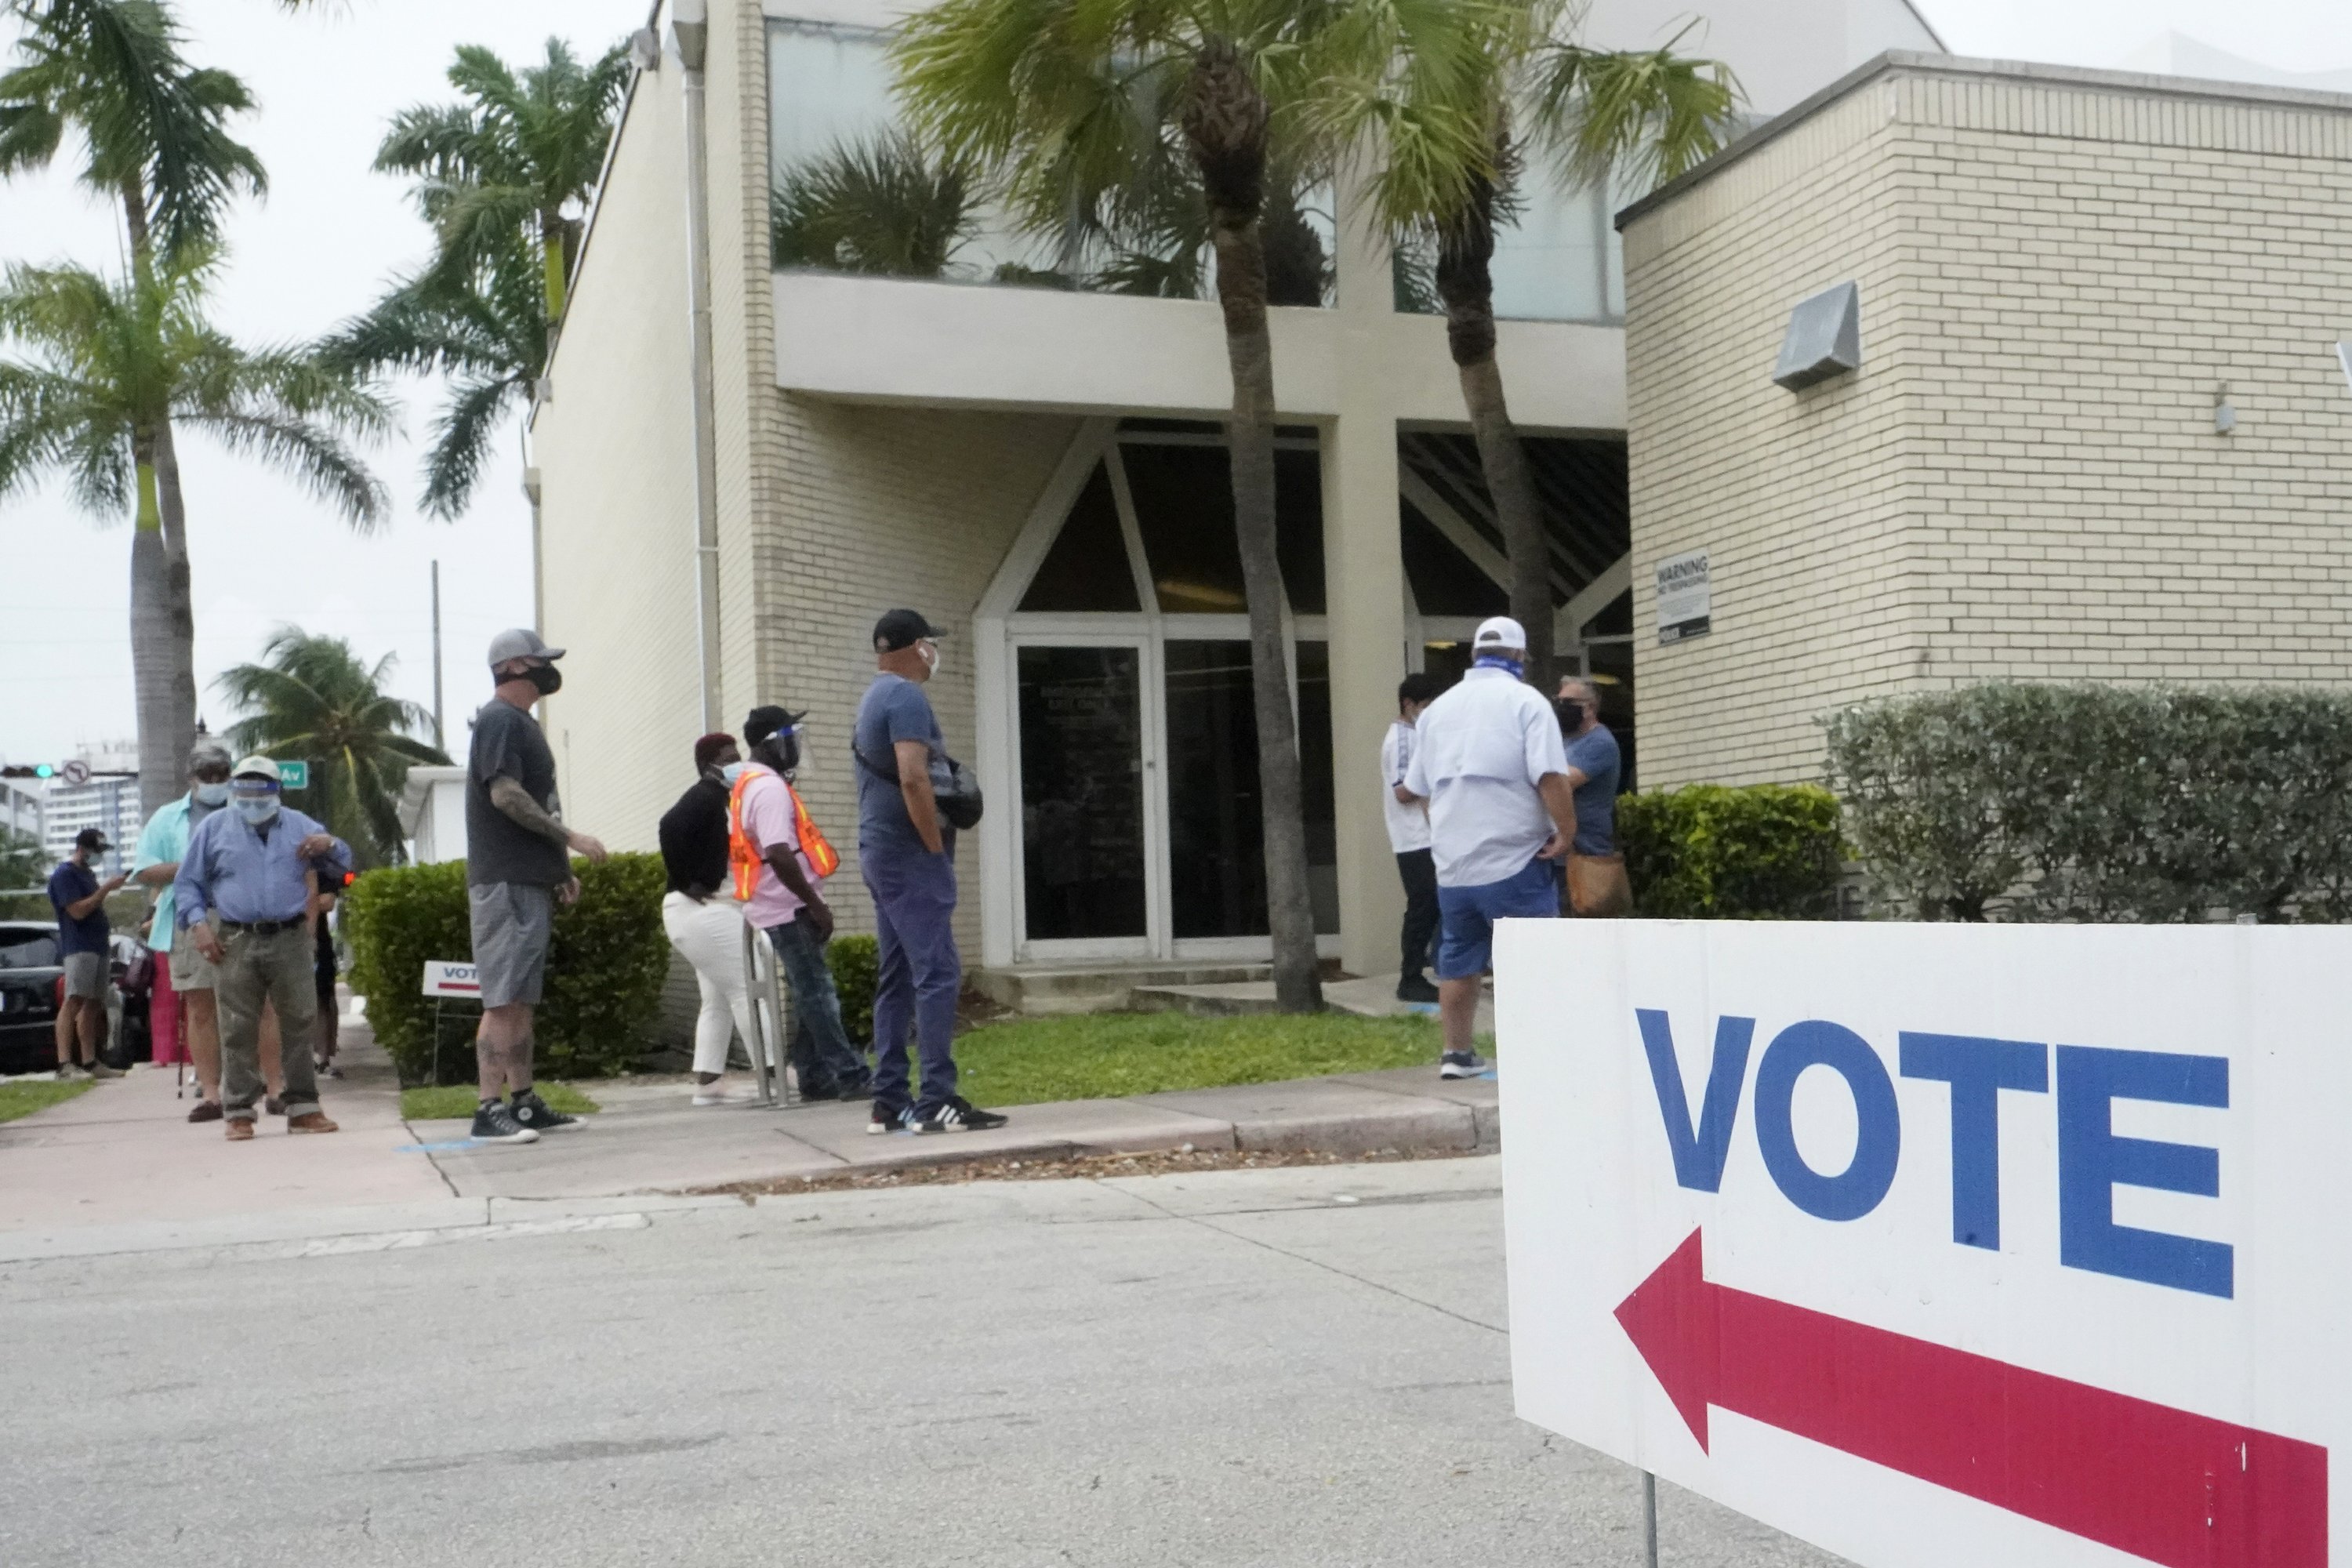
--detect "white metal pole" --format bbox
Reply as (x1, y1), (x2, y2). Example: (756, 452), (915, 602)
(670, 0), (725, 734)
(430, 559), (445, 755)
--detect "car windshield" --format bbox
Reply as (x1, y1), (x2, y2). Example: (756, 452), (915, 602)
(0, 927), (60, 970)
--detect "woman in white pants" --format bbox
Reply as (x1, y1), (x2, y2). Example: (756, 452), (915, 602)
(657, 734), (760, 1105)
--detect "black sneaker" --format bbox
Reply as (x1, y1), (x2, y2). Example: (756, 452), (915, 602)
(1396, 974), (1441, 1004)
(470, 1101), (540, 1145)
(911, 1096), (1009, 1134)
(867, 1102), (910, 1135)
(1439, 1051), (1490, 1080)
(510, 1088), (583, 1134)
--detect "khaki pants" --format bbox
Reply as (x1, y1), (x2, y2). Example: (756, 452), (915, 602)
(216, 925), (321, 1120)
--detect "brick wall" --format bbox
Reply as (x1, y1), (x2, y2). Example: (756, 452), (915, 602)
(1623, 58), (2352, 789)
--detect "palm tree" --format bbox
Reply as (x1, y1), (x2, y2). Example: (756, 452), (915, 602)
(771, 130), (979, 278)
(0, 0), (268, 813)
(319, 230), (546, 518)
(894, 0), (1494, 1011)
(216, 628), (448, 866)
(0, 255), (393, 778)
(1322, 6), (1739, 688)
(375, 38), (630, 327)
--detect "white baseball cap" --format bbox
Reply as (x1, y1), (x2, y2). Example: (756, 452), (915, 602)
(1472, 615), (1528, 653)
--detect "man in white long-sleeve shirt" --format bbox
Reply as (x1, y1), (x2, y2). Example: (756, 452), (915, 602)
(1381, 673), (1444, 1004)
(1400, 617), (1577, 1078)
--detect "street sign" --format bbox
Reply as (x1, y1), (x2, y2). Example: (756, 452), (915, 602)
(1499, 920), (2342, 1568)
(420, 960), (478, 998)
(277, 760), (309, 790)
(59, 759), (90, 786)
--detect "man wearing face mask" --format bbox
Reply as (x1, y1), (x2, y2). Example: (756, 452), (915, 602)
(465, 629), (609, 1145)
(173, 756), (351, 1140)
(134, 737), (284, 1121)
(1555, 676), (1630, 916)
(733, 705), (869, 1102)
(854, 610), (1006, 1134)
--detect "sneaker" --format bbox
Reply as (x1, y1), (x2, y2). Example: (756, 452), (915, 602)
(469, 1101), (540, 1145)
(1396, 975), (1441, 1005)
(187, 1099), (223, 1124)
(1439, 1051), (1489, 1080)
(866, 1102), (911, 1135)
(287, 1111), (339, 1134)
(911, 1096), (1009, 1134)
(691, 1084), (750, 1107)
(85, 1061), (124, 1080)
(53, 1064), (85, 1082)
(510, 1088), (583, 1133)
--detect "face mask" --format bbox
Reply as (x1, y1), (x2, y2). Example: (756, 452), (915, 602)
(193, 781), (230, 806)
(719, 760), (748, 786)
(1558, 701), (1585, 727)
(916, 642), (938, 674)
(526, 663), (564, 696)
(234, 793), (280, 825)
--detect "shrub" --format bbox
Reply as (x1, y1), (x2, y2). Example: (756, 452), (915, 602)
(346, 853), (670, 1083)
(1822, 683), (2352, 922)
(1620, 784), (1846, 919)
(827, 932), (878, 1045)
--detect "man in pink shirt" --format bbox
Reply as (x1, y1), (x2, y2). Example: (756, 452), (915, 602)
(735, 706), (871, 1101)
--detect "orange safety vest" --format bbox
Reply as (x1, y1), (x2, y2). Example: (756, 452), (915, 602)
(728, 769), (840, 901)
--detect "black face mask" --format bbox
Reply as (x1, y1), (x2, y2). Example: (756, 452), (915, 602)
(526, 663), (563, 696)
(1558, 700), (1585, 728)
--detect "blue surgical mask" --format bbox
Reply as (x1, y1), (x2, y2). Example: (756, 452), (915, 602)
(719, 760), (749, 786)
(193, 782), (230, 806)
(234, 793), (281, 825)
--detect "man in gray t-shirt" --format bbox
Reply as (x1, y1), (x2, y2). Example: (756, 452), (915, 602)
(463, 629), (608, 1145)
(854, 609), (1004, 1137)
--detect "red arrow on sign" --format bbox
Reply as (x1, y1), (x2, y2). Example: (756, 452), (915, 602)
(1615, 1230), (2326, 1568)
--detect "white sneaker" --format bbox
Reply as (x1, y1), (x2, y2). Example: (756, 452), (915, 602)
(691, 1083), (747, 1107)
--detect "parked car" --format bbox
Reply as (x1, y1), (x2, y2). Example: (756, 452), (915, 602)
(0, 923), (154, 1076)
(0, 921), (64, 1076)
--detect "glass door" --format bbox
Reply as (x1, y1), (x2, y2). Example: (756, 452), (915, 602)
(1012, 640), (1156, 959)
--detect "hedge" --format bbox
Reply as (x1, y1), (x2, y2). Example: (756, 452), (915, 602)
(1619, 784), (1846, 919)
(828, 933), (878, 1044)
(345, 854), (670, 1084)
(1822, 683), (2352, 923)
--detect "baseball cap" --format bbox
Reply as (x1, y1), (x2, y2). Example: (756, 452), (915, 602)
(232, 753), (281, 786)
(74, 827), (111, 851)
(872, 608), (944, 653)
(487, 627), (566, 668)
(743, 706), (806, 748)
(1472, 615), (1529, 654)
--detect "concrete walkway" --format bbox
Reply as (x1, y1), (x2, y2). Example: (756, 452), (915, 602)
(0, 1014), (1497, 1229)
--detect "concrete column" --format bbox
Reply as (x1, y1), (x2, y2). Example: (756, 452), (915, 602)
(1321, 162), (1408, 980)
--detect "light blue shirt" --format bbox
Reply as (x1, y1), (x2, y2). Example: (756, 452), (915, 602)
(174, 806), (351, 928)
(131, 793), (203, 948)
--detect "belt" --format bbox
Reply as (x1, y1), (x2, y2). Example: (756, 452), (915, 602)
(219, 918), (304, 936)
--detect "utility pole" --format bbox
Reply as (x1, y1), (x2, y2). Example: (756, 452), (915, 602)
(430, 559), (445, 755)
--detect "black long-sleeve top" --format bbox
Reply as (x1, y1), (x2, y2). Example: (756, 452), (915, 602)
(658, 775), (731, 897)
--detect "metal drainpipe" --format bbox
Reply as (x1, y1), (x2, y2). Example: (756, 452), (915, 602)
(670, 0), (725, 734)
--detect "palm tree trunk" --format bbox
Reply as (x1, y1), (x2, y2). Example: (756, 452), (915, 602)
(1436, 178), (1555, 691)
(129, 434), (180, 818)
(149, 415), (200, 811)
(118, 178), (198, 812)
(540, 211), (568, 325)
(1186, 38), (1321, 1014)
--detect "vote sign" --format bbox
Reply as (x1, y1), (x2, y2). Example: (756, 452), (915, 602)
(420, 960), (479, 998)
(1498, 920), (2338, 1568)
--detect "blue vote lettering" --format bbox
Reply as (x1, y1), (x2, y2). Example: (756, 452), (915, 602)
(1752, 1021), (1901, 1221)
(1636, 1010), (1752, 1193)
(1898, 1033), (2049, 1250)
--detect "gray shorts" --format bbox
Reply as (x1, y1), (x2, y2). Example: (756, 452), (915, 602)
(168, 929), (220, 992)
(470, 881), (554, 1008)
(61, 950), (107, 1000)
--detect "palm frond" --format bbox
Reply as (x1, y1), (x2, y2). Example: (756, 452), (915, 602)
(1529, 34), (1742, 193)
(770, 132), (979, 278)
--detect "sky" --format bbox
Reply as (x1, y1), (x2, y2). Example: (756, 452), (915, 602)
(5, 0), (2352, 771)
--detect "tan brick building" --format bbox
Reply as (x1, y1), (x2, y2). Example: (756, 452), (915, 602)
(1621, 53), (2352, 789)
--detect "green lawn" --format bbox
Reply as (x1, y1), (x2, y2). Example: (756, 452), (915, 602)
(942, 1011), (1450, 1108)
(399, 1083), (601, 1121)
(0, 1080), (96, 1124)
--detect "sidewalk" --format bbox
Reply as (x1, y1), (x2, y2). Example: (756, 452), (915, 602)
(0, 1014), (1497, 1229)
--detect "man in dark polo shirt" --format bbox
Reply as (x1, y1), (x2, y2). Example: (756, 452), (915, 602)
(466, 629), (608, 1145)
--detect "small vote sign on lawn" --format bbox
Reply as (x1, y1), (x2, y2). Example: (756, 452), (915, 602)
(1498, 921), (2341, 1568)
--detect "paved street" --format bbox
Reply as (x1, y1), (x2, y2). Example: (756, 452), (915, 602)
(2, 1156), (1842, 1568)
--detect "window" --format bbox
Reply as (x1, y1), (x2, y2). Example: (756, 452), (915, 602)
(0, 927), (60, 969)
(1122, 440), (1324, 615)
(1018, 464), (1139, 612)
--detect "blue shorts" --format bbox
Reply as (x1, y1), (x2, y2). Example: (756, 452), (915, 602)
(1436, 858), (1560, 980)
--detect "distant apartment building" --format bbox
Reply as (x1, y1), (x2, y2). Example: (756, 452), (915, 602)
(39, 741), (139, 878)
